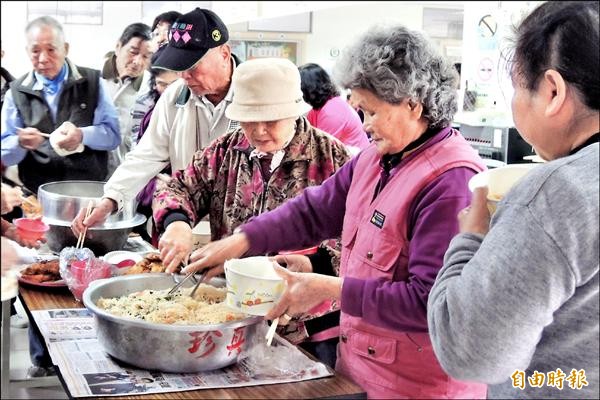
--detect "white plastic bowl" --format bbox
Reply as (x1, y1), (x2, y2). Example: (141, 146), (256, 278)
(469, 164), (538, 213)
(192, 220), (211, 247)
(49, 131), (85, 157)
(224, 256), (285, 316)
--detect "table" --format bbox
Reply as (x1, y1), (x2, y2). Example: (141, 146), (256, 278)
(17, 285), (366, 399)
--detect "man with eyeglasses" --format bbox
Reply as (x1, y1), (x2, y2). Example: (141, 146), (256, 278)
(72, 8), (241, 236)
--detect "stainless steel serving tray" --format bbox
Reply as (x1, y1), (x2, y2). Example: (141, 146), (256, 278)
(83, 274), (262, 373)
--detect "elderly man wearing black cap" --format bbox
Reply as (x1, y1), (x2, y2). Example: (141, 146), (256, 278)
(72, 8), (242, 235)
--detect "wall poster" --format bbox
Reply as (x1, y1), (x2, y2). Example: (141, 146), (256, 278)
(229, 40), (299, 65)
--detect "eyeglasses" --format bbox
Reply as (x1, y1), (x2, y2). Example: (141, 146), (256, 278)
(152, 25), (170, 38)
(154, 79), (177, 89)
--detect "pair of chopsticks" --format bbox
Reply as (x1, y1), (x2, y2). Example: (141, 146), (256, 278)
(16, 127), (51, 138)
(20, 195), (39, 207)
(168, 271), (195, 295)
(265, 317), (280, 346)
(167, 258), (194, 296)
(167, 262), (207, 297)
(76, 200), (94, 249)
(189, 272), (207, 297)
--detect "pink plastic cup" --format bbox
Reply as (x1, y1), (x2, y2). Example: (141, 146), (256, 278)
(68, 259), (111, 301)
(70, 260), (88, 282)
(14, 218), (49, 241)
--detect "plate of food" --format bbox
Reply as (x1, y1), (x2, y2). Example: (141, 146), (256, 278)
(17, 258), (67, 288)
(124, 252), (173, 275)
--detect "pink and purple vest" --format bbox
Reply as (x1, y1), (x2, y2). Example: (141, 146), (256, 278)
(337, 131), (487, 398)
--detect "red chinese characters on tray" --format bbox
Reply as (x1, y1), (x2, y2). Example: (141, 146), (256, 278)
(187, 328), (246, 359)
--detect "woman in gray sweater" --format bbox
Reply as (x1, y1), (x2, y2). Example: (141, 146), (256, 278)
(427, 1), (599, 399)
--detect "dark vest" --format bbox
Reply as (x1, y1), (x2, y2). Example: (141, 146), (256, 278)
(10, 63), (108, 192)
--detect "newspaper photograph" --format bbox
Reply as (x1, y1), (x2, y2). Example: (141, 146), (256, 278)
(32, 309), (333, 397)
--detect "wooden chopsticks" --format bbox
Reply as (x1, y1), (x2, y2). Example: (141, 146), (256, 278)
(20, 195), (38, 207)
(265, 317), (280, 346)
(16, 127), (51, 138)
(76, 200), (94, 249)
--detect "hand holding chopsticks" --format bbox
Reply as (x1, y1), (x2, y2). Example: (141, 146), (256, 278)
(76, 200), (94, 249)
(16, 127), (51, 151)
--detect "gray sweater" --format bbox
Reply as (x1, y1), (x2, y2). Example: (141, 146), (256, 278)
(428, 143), (599, 399)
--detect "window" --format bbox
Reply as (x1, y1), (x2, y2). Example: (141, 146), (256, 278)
(27, 1), (103, 25)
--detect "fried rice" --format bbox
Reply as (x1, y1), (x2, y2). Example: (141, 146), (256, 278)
(96, 284), (245, 325)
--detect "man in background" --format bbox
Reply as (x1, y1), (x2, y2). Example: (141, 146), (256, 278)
(101, 22), (153, 175)
(73, 8), (241, 235)
(0, 16), (120, 378)
(0, 16), (120, 194)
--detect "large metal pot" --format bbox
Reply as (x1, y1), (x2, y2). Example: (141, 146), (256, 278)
(38, 181), (146, 255)
(83, 274), (261, 373)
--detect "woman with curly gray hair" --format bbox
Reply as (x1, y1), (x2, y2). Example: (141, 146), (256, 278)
(177, 24), (487, 398)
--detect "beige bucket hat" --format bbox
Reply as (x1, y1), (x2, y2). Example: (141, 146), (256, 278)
(225, 58), (312, 122)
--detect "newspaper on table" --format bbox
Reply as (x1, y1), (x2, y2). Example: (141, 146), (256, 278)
(31, 309), (333, 397)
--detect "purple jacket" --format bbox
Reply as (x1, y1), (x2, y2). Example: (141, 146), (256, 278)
(241, 127), (479, 331)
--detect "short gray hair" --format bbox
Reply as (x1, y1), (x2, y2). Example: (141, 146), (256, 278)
(25, 16), (65, 45)
(333, 24), (458, 129)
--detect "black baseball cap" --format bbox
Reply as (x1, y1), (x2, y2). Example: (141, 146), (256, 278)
(152, 8), (228, 72)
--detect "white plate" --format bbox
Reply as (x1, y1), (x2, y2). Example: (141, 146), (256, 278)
(102, 251), (144, 275)
(102, 251), (143, 263)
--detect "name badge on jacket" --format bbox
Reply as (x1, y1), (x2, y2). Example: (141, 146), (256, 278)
(370, 210), (386, 229)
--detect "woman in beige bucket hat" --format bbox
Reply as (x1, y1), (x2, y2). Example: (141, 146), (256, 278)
(153, 57), (351, 367)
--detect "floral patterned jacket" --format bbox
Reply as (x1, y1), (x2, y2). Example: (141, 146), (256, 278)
(153, 116), (350, 236)
(152, 117), (350, 343)
(153, 117), (350, 342)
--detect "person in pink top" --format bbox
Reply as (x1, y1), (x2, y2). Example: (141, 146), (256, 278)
(299, 63), (370, 154)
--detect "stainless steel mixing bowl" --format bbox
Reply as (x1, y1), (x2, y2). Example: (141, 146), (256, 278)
(37, 181), (146, 254)
(83, 274), (262, 373)
(43, 218), (145, 256)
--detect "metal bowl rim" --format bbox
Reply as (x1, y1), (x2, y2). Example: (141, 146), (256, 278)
(83, 273), (261, 331)
(38, 180), (107, 196)
(43, 214), (147, 229)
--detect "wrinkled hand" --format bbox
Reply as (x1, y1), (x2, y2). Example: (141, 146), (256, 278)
(53, 121), (83, 150)
(182, 233), (250, 278)
(272, 254), (313, 273)
(3, 223), (45, 249)
(71, 198), (114, 237)
(159, 221), (193, 273)
(1, 186), (23, 215)
(264, 264), (342, 321)
(458, 187), (491, 235)
(17, 127), (46, 150)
